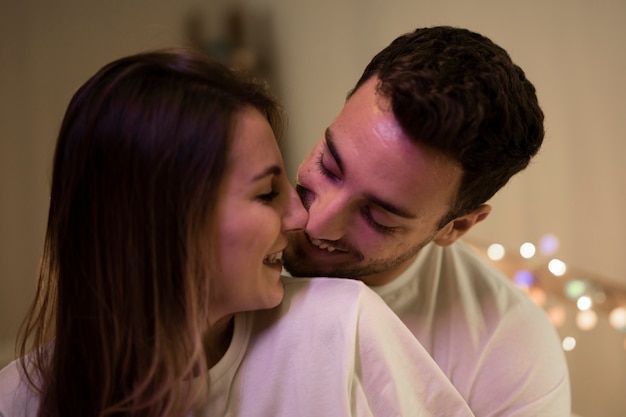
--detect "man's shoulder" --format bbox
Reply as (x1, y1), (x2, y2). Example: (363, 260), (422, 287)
(424, 240), (529, 304)
(386, 240), (543, 334)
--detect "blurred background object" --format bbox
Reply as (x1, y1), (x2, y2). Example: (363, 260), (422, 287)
(182, 3), (279, 89)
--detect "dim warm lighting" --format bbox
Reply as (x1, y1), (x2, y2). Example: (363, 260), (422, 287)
(487, 243), (505, 261)
(593, 291), (607, 304)
(564, 279), (587, 300)
(547, 306), (566, 328)
(575, 310), (598, 331)
(548, 259), (567, 276)
(528, 287), (547, 306)
(539, 234), (559, 256)
(562, 336), (576, 351)
(609, 307), (626, 331)
(513, 269), (535, 288)
(520, 242), (536, 259)
(576, 296), (592, 311)
(473, 236), (626, 350)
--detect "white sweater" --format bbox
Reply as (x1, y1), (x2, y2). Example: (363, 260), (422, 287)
(371, 241), (571, 416)
(0, 277), (475, 417)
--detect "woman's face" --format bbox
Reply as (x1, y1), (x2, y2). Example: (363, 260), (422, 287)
(209, 106), (307, 324)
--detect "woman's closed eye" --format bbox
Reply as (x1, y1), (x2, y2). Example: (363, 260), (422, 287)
(258, 190), (279, 202)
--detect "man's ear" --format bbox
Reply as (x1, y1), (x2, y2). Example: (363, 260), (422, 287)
(433, 204), (491, 246)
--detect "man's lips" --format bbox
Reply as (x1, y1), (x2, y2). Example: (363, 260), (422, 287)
(306, 235), (350, 254)
(309, 238), (338, 252)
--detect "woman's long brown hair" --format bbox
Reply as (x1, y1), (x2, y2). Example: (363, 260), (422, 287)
(16, 48), (283, 417)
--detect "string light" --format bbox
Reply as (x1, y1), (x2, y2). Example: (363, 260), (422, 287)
(576, 310), (598, 331)
(548, 305), (567, 328)
(564, 279), (587, 300)
(487, 243), (505, 261)
(513, 269), (535, 288)
(467, 234), (626, 352)
(539, 233), (560, 256)
(609, 307), (626, 331)
(548, 259), (567, 276)
(528, 286), (547, 307)
(562, 336), (577, 351)
(520, 242), (536, 259)
(576, 296), (592, 311)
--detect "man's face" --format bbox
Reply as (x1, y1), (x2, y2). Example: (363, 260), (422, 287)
(283, 77), (464, 286)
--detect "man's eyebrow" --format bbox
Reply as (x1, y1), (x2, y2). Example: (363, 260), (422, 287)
(324, 128), (344, 174)
(325, 127), (415, 219)
(251, 165), (281, 182)
(365, 193), (417, 219)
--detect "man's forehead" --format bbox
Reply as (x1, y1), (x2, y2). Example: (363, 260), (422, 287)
(322, 129), (421, 220)
(322, 76), (462, 218)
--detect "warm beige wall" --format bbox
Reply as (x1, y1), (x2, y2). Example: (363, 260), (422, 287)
(0, 0), (203, 364)
(2, 1), (625, 415)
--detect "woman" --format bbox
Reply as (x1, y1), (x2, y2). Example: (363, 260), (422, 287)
(0, 49), (474, 417)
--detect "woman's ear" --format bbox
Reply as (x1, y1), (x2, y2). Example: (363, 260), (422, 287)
(433, 204), (491, 246)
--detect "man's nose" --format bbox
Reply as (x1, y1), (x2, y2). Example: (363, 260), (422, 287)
(305, 190), (351, 242)
(283, 186), (308, 233)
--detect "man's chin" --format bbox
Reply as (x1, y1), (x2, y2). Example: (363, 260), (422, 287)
(283, 248), (365, 280)
(282, 242), (324, 277)
(284, 233), (352, 277)
(284, 232), (426, 285)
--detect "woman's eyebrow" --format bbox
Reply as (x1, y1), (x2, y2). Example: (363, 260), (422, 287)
(251, 165), (281, 182)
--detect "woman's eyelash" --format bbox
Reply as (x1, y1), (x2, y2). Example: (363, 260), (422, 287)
(258, 190), (279, 202)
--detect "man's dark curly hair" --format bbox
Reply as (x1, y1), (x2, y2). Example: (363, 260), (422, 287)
(352, 26), (544, 227)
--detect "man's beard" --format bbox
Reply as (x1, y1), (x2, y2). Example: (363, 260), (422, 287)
(283, 232), (432, 281)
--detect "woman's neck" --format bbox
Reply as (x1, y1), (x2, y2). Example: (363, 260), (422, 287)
(204, 316), (234, 368)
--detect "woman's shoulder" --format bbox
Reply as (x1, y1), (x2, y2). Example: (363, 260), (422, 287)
(281, 275), (369, 293)
(0, 359), (23, 397)
(0, 358), (40, 417)
(249, 276), (391, 352)
(277, 276), (390, 321)
(280, 276), (379, 306)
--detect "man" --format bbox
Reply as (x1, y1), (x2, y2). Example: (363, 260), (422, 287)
(283, 26), (570, 416)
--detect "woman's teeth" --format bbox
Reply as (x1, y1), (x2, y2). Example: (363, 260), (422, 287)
(310, 238), (337, 252)
(263, 251), (283, 264)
